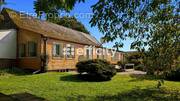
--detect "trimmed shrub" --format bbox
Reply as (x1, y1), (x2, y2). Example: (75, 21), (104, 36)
(166, 68), (180, 81)
(76, 59), (116, 81)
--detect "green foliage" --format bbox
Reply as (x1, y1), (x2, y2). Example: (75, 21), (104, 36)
(0, 0), (5, 5)
(76, 59), (116, 81)
(0, 0), (6, 11)
(117, 60), (127, 68)
(134, 64), (145, 71)
(0, 67), (30, 76)
(143, 27), (179, 75)
(90, 0), (179, 76)
(117, 61), (124, 67)
(90, 0), (178, 47)
(34, 0), (85, 20)
(51, 16), (90, 34)
(157, 79), (164, 89)
(126, 52), (143, 66)
(166, 68), (180, 81)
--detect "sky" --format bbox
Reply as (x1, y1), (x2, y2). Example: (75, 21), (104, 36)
(3, 0), (135, 51)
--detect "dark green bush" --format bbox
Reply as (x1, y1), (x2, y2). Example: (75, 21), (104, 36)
(166, 68), (180, 81)
(0, 67), (31, 76)
(76, 59), (116, 81)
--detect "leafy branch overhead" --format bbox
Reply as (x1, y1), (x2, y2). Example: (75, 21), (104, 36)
(34, 0), (85, 19)
(34, 0), (89, 34)
(90, 0), (179, 49)
(90, 0), (179, 75)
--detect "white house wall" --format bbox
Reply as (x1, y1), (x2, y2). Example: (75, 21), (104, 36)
(0, 29), (17, 59)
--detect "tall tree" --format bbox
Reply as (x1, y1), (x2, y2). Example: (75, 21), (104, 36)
(0, 0), (5, 11)
(34, 0), (85, 20)
(90, 0), (180, 75)
(52, 16), (90, 34)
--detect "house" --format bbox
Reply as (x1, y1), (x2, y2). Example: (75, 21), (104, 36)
(0, 8), (124, 72)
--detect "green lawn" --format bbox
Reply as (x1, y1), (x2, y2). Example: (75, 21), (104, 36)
(0, 68), (180, 101)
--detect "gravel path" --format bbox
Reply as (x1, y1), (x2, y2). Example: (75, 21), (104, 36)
(118, 69), (146, 75)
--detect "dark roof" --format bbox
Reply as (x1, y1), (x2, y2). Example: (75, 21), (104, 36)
(1, 8), (101, 46)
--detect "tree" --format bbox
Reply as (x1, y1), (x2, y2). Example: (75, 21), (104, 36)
(34, 0), (85, 20)
(52, 16), (90, 34)
(90, 0), (179, 76)
(0, 0), (5, 11)
(126, 52), (143, 66)
(143, 14), (179, 75)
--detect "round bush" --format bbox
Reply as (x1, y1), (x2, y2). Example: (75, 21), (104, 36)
(76, 59), (116, 81)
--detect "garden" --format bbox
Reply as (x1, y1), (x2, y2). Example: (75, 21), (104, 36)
(0, 59), (180, 101)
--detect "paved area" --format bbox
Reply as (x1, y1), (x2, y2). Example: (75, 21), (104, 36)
(69, 69), (146, 75)
(118, 69), (146, 75)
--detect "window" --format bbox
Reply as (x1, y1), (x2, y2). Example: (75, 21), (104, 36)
(65, 44), (75, 59)
(53, 43), (63, 57)
(97, 49), (103, 59)
(28, 42), (37, 57)
(19, 44), (26, 57)
(86, 49), (93, 60)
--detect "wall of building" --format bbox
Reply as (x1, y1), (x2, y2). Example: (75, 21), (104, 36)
(46, 39), (86, 70)
(1, 29), (124, 71)
(17, 29), (41, 70)
(46, 38), (124, 71)
(0, 29), (17, 59)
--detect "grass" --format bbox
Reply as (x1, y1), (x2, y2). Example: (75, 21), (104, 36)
(0, 68), (180, 101)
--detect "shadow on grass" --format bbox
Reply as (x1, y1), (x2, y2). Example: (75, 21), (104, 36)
(60, 74), (110, 82)
(10, 93), (47, 101)
(60, 74), (84, 82)
(94, 87), (180, 101)
(129, 74), (158, 82)
(0, 92), (47, 101)
(0, 67), (32, 76)
(64, 88), (180, 101)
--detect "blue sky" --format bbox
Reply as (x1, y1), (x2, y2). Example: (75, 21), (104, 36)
(3, 0), (135, 51)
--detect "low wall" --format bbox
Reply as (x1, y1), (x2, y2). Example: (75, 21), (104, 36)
(0, 59), (17, 68)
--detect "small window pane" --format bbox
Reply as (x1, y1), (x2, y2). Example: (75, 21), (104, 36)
(86, 49), (93, 60)
(28, 42), (37, 57)
(19, 44), (26, 57)
(53, 43), (63, 57)
(65, 44), (75, 58)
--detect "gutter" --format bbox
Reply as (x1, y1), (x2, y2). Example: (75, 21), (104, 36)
(41, 35), (48, 73)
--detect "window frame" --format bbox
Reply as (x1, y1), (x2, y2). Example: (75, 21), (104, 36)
(96, 49), (103, 59)
(19, 43), (26, 58)
(52, 43), (64, 59)
(86, 48), (93, 60)
(27, 41), (37, 57)
(65, 44), (75, 59)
